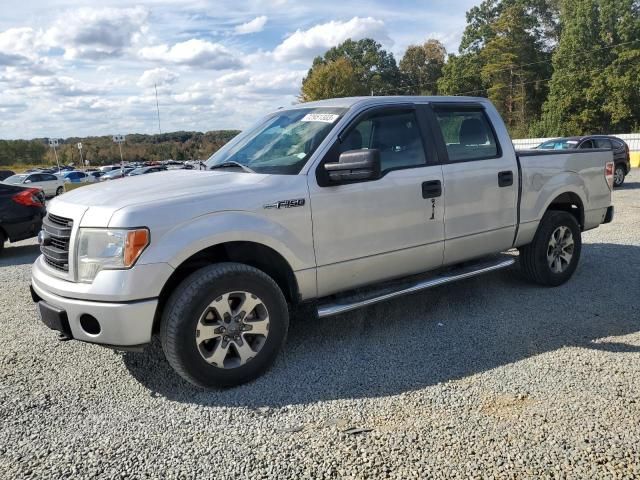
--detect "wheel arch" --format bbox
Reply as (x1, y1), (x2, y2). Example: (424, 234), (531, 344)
(153, 241), (299, 332)
(546, 191), (585, 229)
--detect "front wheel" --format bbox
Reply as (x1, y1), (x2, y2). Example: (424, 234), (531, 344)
(55, 186), (64, 196)
(613, 165), (626, 187)
(519, 210), (582, 286)
(160, 262), (289, 388)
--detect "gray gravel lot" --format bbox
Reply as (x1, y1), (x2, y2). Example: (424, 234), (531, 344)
(1, 172), (639, 479)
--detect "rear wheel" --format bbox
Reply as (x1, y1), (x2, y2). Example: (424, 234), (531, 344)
(519, 210), (582, 286)
(55, 186), (64, 196)
(161, 262), (289, 388)
(613, 164), (626, 187)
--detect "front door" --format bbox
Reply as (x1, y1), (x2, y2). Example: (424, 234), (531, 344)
(309, 105), (445, 297)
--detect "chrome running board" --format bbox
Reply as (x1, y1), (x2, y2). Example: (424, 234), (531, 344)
(317, 255), (516, 318)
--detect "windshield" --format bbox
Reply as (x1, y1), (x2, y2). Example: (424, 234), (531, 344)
(537, 139), (579, 150)
(4, 175), (27, 184)
(206, 107), (347, 175)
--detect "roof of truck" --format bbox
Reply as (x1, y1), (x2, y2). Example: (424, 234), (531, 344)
(285, 95), (489, 110)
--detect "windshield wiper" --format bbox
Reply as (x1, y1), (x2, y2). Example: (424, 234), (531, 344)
(209, 161), (256, 173)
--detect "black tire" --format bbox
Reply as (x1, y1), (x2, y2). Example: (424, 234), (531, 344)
(160, 262), (289, 388)
(518, 210), (582, 287)
(613, 164), (626, 187)
(56, 186), (64, 196)
(0, 230), (5, 256)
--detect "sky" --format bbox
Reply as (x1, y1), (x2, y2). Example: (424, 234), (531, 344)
(0, 0), (479, 139)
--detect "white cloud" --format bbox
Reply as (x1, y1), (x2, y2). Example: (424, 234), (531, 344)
(273, 16), (390, 61)
(139, 39), (241, 69)
(137, 67), (179, 88)
(234, 16), (268, 35)
(0, 27), (41, 62)
(44, 7), (149, 60)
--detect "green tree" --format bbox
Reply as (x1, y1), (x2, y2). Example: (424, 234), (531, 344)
(480, 5), (552, 136)
(301, 38), (400, 99)
(399, 39), (447, 95)
(439, 0), (557, 136)
(537, 0), (640, 135)
(438, 53), (484, 96)
(300, 57), (363, 101)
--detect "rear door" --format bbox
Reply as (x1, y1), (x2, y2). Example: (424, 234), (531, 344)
(309, 104), (445, 297)
(429, 104), (518, 265)
(40, 174), (60, 195)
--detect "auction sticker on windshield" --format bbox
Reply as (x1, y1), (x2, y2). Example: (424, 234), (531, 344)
(301, 113), (340, 123)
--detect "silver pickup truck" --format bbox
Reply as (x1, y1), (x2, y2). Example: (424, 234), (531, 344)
(31, 96), (615, 388)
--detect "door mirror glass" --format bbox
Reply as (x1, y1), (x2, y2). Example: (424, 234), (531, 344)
(324, 149), (381, 184)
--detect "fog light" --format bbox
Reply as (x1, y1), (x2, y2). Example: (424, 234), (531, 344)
(79, 314), (101, 335)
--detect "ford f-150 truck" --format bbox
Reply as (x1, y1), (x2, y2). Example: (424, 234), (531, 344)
(31, 96), (615, 388)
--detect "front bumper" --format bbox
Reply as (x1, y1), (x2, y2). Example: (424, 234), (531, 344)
(31, 277), (157, 347)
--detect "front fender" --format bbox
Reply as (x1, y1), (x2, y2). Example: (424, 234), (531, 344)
(139, 210), (315, 272)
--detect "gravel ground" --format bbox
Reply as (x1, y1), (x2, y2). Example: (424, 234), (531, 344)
(1, 172), (639, 479)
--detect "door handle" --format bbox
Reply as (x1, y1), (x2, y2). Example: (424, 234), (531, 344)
(422, 180), (442, 199)
(498, 171), (513, 187)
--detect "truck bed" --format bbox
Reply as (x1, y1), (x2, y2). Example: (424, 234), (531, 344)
(515, 148), (613, 246)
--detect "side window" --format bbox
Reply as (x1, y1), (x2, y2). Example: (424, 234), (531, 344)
(27, 174), (41, 182)
(43, 174), (57, 181)
(433, 109), (499, 161)
(594, 139), (611, 149)
(340, 110), (427, 172)
(579, 140), (594, 149)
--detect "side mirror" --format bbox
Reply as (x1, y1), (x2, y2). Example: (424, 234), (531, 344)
(24, 179), (32, 183)
(324, 149), (381, 184)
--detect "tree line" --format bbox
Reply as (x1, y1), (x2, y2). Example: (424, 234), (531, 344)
(0, 130), (239, 168)
(301, 0), (640, 138)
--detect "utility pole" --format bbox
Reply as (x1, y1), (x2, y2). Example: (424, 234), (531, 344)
(113, 135), (126, 175)
(77, 142), (84, 170)
(154, 83), (162, 134)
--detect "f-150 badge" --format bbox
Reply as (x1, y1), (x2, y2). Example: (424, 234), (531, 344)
(263, 199), (306, 209)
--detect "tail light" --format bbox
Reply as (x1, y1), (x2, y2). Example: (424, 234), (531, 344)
(605, 161), (614, 190)
(12, 188), (44, 207)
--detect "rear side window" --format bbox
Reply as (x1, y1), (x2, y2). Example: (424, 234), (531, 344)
(434, 109), (499, 161)
(610, 139), (624, 149)
(594, 139), (611, 149)
(42, 174), (57, 181)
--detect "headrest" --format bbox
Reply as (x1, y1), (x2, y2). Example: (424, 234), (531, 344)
(459, 118), (488, 146)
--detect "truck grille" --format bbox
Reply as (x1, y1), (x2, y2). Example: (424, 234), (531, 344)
(41, 214), (73, 272)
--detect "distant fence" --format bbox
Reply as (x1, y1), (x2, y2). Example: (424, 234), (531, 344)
(513, 133), (640, 168)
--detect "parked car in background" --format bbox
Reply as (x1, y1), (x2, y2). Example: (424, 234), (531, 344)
(98, 165), (123, 173)
(0, 170), (15, 181)
(536, 135), (631, 187)
(126, 166), (167, 176)
(0, 183), (46, 255)
(88, 171), (105, 181)
(59, 171), (93, 184)
(99, 167), (135, 181)
(2, 173), (65, 197)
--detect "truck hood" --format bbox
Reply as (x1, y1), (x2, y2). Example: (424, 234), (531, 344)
(57, 170), (270, 209)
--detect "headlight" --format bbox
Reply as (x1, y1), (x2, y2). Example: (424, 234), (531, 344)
(77, 228), (149, 283)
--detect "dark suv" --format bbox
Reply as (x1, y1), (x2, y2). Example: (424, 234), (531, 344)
(537, 135), (631, 187)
